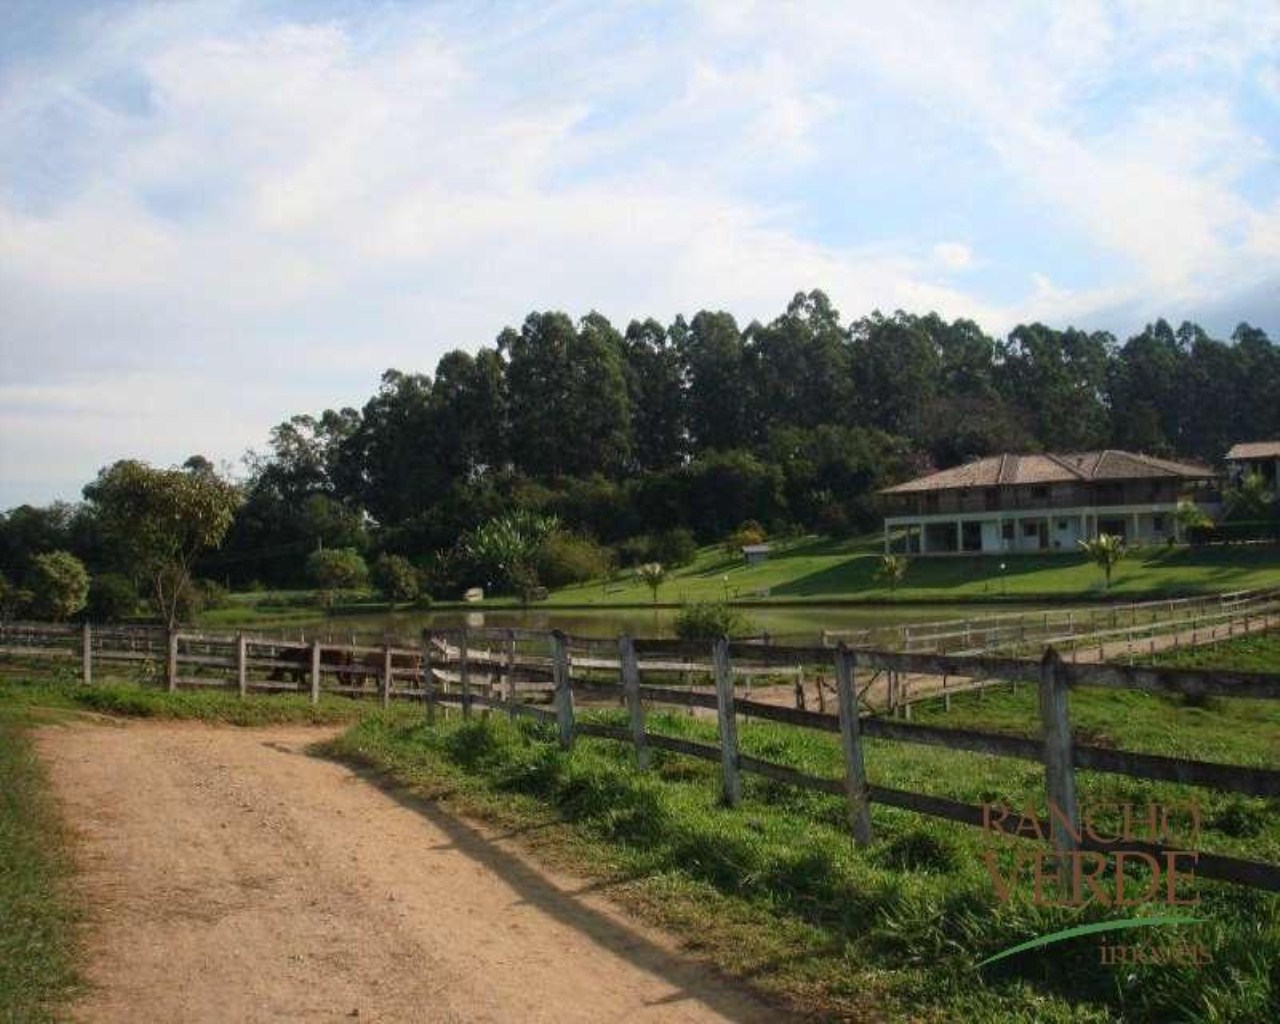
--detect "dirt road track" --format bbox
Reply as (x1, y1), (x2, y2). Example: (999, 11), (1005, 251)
(35, 721), (786, 1024)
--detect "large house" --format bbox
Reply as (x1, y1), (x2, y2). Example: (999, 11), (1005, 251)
(1225, 441), (1280, 489)
(879, 450), (1216, 555)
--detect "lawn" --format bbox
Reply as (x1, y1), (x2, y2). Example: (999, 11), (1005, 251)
(547, 535), (1280, 607)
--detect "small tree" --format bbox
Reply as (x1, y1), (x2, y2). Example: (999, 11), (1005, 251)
(874, 553), (908, 599)
(1223, 472), (1275, 522)
(635, 562), (666, 604)
(307, 548), (369, 608)
(30, 550), (90, 621)
(83, 459), (240, 630)
(1079, 533), (1126, 590)
(371, 553), (420, 605)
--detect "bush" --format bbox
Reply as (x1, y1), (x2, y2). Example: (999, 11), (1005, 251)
(535, 533), (613, 588)
(724, 520), (766, 553)
(306, 547), (369, 607)
(29, 551), (89, 621)
(672, 602), (754, 640)
(372, 553), (421, 604)
(86, 573), (138, 622)
(0, 572), (32, 620)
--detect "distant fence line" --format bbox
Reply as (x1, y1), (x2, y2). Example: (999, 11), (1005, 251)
(3, 618), (1278, 892)
(820, 586), (1280, 657)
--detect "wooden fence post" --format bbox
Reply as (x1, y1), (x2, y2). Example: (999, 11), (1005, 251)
(381, 644), (392, 710)
(712, 636), (741, 807)
(236, 632), (247, 699)
(81, 621), (92, 686)
(834, 645), (873, 846)
(309, 640), (321, 705)
(619, 634), (648, 770)
(550, 630), (574, 750)
(459, 627), (472, 718)
(1038, 647), (1078, 864)
(506, 629), (518, 720)
(423, 631), (437, 724)
(167, 630), (178, 692)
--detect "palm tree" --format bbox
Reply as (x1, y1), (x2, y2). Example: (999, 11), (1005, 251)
(1078, 533), (1126, 590)
(635, 562), (666, 604)
(875, 554), (908, 599)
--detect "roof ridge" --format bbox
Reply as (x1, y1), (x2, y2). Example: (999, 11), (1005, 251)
(1043, 451), (1089, 479)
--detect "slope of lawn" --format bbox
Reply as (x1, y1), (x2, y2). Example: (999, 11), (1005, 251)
(547, 534), (1280, 606)
(323, 683), (1280, 1023)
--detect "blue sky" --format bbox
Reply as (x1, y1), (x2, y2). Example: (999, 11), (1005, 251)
(2, 0), (1278, 507)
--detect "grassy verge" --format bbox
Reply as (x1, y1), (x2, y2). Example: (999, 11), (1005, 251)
(1147, 629), (1280, 672)
(0, 675), (370, 727)
(0, 718), (80, 1022)
(322, 692), (1279, 1023)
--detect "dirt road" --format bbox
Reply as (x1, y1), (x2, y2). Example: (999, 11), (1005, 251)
(35, 720), (785, 1024)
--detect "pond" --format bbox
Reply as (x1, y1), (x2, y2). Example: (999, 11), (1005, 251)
(288, 602), (1058, 645)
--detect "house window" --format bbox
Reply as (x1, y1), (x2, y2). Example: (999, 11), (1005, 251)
(1057, 519), (1069, 530)
(1153, 514), (1166, 532)
(1031, 486), (1048, 498)
(1023, 522), (1039, 537)
(1002, 522), (1014, 540)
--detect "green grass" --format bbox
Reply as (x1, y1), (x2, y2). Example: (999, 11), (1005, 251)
(1148, 630), (1280, 673)
(0, 719), (81, 1022)
(0, 675), (371, 727)
(322, 690), (1279, 1023)
(547, 535), (1280, 606)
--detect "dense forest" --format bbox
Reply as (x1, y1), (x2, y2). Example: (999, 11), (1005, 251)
(2, 291), (1278, 603)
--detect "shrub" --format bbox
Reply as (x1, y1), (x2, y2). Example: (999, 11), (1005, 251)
(306, 548), (369, 607)
(672, 602), (754, 640)
(86, 573), (139, 622)
(724, 520), (766, 553)
(535, 532), (613, 588)
(29, 551), (89, 621)
(372, 553), (421, 604)
(0, 572), (32, 620)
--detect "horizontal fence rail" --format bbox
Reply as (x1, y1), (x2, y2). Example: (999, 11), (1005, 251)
(3, 617), (1277, 891)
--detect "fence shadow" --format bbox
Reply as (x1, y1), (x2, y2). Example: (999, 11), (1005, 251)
(312, 750), (791, 1024)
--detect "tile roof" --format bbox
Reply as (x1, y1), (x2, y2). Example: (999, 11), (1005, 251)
(1226, 441), (1280, 460)
(881, 450), (1214, 494)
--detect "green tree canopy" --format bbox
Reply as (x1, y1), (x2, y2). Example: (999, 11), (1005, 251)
(83, 460), (240, 629)
(29, 550), (90, 621)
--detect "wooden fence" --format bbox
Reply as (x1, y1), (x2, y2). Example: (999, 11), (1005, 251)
(4, 618), (1279, 891)
(821, 586), (1280, 657)
(424, 627), (1280, 893)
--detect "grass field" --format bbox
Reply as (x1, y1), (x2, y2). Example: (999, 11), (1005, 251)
(549, 535), (1280, 606)
(1149, 629), (1280, 672)
(0, 716), (80, 1022)
(323, 672), (1280, 1023)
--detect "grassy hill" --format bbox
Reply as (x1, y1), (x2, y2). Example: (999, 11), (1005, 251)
(548, 535), (1280, 607)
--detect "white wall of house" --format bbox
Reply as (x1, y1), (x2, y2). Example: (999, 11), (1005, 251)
(884, 503), (1181, 556)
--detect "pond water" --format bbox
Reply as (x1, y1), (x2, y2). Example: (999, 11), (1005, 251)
(290, 602), (1057, 645)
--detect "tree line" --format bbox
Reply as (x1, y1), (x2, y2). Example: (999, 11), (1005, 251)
(1, 291), (1277, 609)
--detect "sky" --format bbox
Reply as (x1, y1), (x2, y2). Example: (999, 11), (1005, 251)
(1, 0), (1278, 508)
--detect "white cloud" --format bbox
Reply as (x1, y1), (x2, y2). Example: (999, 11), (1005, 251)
(932, 243), (974, 272)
